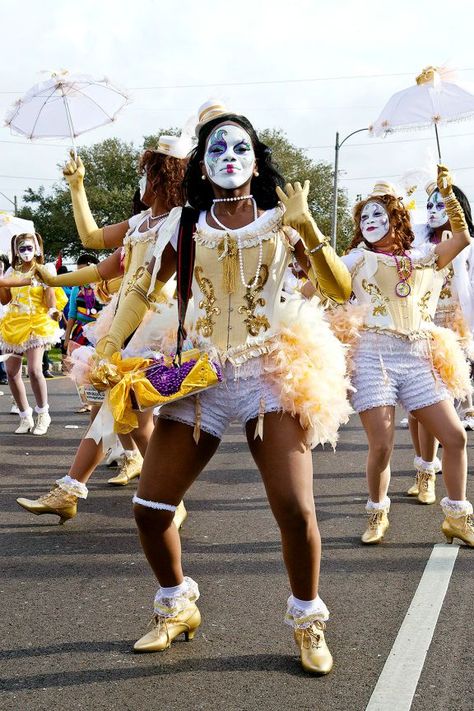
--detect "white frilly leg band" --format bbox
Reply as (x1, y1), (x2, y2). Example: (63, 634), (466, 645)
(366, 496), (390, 512)
(440, 497), (473, 518)
(132, 495), (177, 512)
(56, 475), (88, 499)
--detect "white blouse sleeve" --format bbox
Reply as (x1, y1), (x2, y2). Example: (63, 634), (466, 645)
(149, 207), (182, 294)
(341, 249), (363, 273)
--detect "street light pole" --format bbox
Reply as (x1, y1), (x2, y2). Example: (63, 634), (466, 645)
(0, 191), (18, 216)
(330, 127), (369, 249)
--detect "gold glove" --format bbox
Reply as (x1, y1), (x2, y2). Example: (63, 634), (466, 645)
(276, 181), (351, 303)
(34, 263), (100, 287)
(95, 275), (122, 303)
(63, 151), (105, 249)
(95, 269), (165, 360)
(437, 164), (468, 233)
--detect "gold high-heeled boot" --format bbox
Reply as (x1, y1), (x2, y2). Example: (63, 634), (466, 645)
(133, 603), (201, 652)
(361, 509), (389, 544)
(407, 471), (420, 497)
(17, 485), (78, 524)
(442, 514), (474, 547)
(294, 620), (333, 675)
(107, 451), (143, 485)
(173, 500), (187, 530)
(417, 470), (436, 505)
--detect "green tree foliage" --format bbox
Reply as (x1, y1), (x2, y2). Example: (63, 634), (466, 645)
(17, 129), (352, 259)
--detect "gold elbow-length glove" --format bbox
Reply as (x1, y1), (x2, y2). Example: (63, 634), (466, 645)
(63, 151), (105, 249)
(95, 269), (165, 360)
(276, 181), (351, 303)
(34, 263), (101, 287)
(437, 164), (468, 234)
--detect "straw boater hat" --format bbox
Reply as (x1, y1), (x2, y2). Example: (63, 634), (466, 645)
(195, 99), (235, 136)
(154, 115), (197, 159)
(425, 179), (438, 197)
(367, 181), (402, 200)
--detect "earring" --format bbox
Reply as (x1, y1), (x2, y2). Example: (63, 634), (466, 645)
(201, 175), (206, 181)
(254, 171), (259, 177)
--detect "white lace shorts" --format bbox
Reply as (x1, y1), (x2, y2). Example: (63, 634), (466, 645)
(158, 361), (283, 440)
(351, 332), (450, 414)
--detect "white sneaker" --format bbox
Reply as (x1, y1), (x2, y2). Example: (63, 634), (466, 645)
(33, 412), (51, 435)
(105, 443), (125, 467)
(400, 418), (409, 428)
(462, 416), (474, 431)
(10, 401), (20, 415)
(15, 414), (34, 434)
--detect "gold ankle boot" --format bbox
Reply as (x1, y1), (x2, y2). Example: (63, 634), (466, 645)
(417, 470), (436, 505)
(294, 620), (333, 675)
(173, 500), (187, 530)
(16, 485), (78, 524)
(133, 603), (201, 653)
(407, 472), (420, 496)
(107, 452), (143, 486)
(442, 514), (474, 547)
(361, 509), (389, 544)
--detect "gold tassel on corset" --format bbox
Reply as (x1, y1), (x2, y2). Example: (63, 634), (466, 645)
(217, 235), (238, 294)
(254, 397), (265, 440)
(193, 395), (202, 444)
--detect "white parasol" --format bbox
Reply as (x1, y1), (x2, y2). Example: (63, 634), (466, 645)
(369, 66), (474, 161)
(4, 70), (130, 156)
(0, 212), (35, 257)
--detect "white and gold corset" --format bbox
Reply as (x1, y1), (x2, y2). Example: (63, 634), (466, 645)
(190, 207), (297, 362)
(343, 244), (447, 337)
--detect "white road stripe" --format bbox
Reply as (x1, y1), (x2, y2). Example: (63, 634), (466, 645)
(365, 543), (459, 711)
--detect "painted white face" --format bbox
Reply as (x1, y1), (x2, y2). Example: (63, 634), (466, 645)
(204, 124), (255, 190)
(360, 201), (390, 243)
(139, 174), (147, 201)
(427, 190), (448, 229)
(17, 239), (35, 263)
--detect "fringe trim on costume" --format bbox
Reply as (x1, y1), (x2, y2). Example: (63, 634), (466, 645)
(440, 496), (473, 518)
(153, 576), (200, 618)
(264, 296), (352, 449)
(83, 294), (117, 346)
(0, 330), (62, 353)
(366, 497), (390, 512)
(429, 325), (472, 400)
(325, 304), (367, 374)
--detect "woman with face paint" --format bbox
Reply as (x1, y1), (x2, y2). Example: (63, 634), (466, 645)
(16, 135), (188, 524)
(405, 182), (474, 504)
(91, 100), (352, 674)
(0, 233), (67, 434)
(341, 167), (474, 547)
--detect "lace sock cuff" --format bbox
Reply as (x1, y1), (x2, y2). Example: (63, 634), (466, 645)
(285, 594), (329, 629)
(440, 497), (473, 518)
(56, 475), (88, 499)
(366, 497), (390, 512)
(154, 576), (199, 618)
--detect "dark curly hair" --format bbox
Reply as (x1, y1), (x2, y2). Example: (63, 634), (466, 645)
(11, 232), (45, 270)
(183, 114), (285, 211)
(427, 185), (474, 238)
(349, 195), (414, 255)
(138, 150), (186, 212)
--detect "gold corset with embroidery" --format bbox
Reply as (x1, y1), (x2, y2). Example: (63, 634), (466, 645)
(352, 254), (445, 336)
(192, 230), (291, 356)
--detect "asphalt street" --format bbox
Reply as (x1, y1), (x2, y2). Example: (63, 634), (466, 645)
(0, 377), (472, 711)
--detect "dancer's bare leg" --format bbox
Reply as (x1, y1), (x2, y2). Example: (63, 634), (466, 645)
(5, 354), (29, 411)
(133, 418), (220, 586)
(246, 412), (319, 600)
(26, 347), (48, 409)
(132, 410), (155, 457)
(411, 400), (467, 500)
(67, 404), (104, 484)
(358, 406), (395, 502)
(408, 414), (421, 458)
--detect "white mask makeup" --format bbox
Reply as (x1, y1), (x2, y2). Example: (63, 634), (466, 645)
(426, 190), (448, 229)
(360, 201), (390, 244)
(204, 124), (255, 190)
(17, 240), (35, 263)
(139, 174), (147, 201)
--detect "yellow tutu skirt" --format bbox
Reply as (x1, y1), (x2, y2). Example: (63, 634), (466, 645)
(0, 310), (62, 353)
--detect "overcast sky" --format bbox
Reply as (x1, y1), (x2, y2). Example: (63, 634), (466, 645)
(1, 0), (474, 227)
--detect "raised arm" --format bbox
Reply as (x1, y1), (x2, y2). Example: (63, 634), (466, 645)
(63, 152), (130, 249)
(434, 165), (472, 270)
(95, 242), (176, 359)
(276, 181), (352, 303)
(34, 249), (123, 288)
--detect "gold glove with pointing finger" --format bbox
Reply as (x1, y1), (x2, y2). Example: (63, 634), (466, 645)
(34, 263), (101, 287)
(437, 164), (468, 234)
(63, 150), (106, 249)
(275, 181), (351, 303)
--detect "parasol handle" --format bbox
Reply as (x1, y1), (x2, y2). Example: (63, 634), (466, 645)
(59, 85), (77, 160)
(434, 124), (442, 163)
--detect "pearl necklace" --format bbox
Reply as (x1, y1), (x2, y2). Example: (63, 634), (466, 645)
(210, 198), (263, 290)
(145, 211), (170, 230)
(213, 194), (253, 203)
